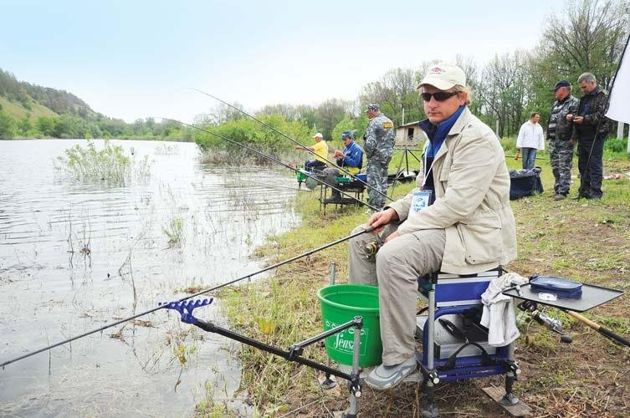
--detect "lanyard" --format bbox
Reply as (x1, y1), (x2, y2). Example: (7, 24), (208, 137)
(422, 148), (439, 188)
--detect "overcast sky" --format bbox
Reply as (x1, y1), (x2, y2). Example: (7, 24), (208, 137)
(1, 0), (563, 122)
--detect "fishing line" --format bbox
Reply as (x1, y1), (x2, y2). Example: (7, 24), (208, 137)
(191, 88), (394, 204)
(166, 118), (380, 211)
(0, 227), (373, 368)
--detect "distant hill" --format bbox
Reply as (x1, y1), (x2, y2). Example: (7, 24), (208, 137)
(0, 68), (190, 140)
(0, 68), (97, 120)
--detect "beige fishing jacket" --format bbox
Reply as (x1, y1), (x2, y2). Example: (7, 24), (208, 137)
(389, 108), (517, 274)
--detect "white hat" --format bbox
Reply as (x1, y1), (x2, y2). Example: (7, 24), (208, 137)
(418, 63), (466, 90)
(313, 132), (323, 139)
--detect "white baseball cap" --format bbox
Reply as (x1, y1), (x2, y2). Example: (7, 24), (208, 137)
(313, 132), (323, 139)
(418, 63), (467, 90)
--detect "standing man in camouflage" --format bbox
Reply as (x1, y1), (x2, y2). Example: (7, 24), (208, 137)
(569, 72), (609, 199)
(365, 104), (395, 210)
(547, 80), (579, 200)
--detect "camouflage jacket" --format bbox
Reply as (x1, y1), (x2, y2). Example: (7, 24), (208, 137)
(573, 87), (610, 139)
(547, 95), (579, 141)
(365, 113), (395, 164)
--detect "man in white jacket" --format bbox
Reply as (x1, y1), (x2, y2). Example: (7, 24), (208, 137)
(515, 112), (545, 170)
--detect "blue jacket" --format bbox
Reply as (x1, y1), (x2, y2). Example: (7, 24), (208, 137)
(338, 141), (364, 168)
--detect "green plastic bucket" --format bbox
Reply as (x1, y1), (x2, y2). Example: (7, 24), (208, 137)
(296, 170), (308, 183)
(317, 284), (382, 367)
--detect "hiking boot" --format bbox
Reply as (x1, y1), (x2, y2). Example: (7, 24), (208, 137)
(553, 194), (566, 201)
(365, 356), (417, 390)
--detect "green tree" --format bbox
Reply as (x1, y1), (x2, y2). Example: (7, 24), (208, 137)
(18, 115), (32, 136)
(522, 0), (629, 134)
(360, 68), (423, 127)
(0, 110), (17, 138)
(258, 103), (303, 121)
(456, 55), (484, 117)
(89, 123), (103, 139)
(195, 113), (310, 162)
(331, 115), (358, 146)
(477, 51), (529, 137)
(314, 99), (352, 141)
(537, 0), (628, 90)
(98, 118), (127, 138)
(37, 116), (56, 137)
(53, 115), (88, 138)
(294, 105), (319, 130)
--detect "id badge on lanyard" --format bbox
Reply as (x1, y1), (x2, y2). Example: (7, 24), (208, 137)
(410, 190), (432, 216)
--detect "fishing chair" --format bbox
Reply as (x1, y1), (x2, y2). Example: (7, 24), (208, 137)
(319, 176), (366, 214)
(415, 267), (526, 417)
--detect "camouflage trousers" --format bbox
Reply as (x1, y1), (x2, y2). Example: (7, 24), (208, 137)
(367, 160), (389, 210)
(548, 139), (574, 196)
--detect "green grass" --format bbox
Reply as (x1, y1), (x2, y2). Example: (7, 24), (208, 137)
(0, 96), (57, 120)
(200, 151), (629, 417)
(163, 216), (184, 247)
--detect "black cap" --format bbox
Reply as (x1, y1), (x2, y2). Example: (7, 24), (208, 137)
(553, 80), (571, 91)
(366, 103), (380, 112)
(341, 130), (354, 140)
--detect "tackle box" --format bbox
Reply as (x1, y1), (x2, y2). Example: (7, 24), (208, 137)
(416, 312), (496, 360)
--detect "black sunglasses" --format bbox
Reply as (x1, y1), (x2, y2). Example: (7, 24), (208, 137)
(421, 91), (458, 102)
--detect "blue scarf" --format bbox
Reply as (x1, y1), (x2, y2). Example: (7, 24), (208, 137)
(420, 106), (466, 157)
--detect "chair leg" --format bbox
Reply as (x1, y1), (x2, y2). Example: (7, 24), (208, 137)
(500, 360), (520, 406)
(421, 379), (439, 418)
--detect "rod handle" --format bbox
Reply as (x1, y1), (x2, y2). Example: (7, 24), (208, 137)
(599, 327), (630, 347)
(566, 310), (630, 347)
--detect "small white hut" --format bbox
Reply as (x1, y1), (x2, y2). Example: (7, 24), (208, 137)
(395, 121), (427, 147)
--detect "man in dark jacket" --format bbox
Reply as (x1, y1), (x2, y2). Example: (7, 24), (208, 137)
(569, 72), (609, 199)
(547, 80), (579, 200)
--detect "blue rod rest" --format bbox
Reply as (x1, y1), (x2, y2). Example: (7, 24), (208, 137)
(159, 298), (213, 324)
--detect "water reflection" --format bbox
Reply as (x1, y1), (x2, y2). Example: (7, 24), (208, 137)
(0, 139), (299, 417)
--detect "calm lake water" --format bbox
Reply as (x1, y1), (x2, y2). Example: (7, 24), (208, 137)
(0, 139), (299, 417)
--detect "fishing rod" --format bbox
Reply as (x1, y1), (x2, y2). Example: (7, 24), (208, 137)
(565, 309), (629, 347)
(192, 89), (393, 204)
(0, 226), (373, 369)
(167, 118), (379, 211)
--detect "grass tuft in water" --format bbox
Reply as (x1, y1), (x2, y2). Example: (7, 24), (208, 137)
(56, 139), (153, 185)
(163, 216), (184, 247)
(57, 139), (130, 184)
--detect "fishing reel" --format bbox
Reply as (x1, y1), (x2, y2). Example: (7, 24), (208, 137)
(364, 240), (381, 260)
(518, 300), (572, 344)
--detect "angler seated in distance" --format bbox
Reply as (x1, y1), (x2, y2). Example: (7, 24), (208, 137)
(321, 130), (364, 204)
(296, 132), (329, 171)
(346, 63), (517, 390)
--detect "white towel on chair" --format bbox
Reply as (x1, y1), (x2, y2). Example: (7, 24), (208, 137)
(480, 272), (528, 347)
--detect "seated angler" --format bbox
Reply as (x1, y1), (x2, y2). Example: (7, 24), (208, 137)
(296, 132), (329, 171)
(322, 130), (364, 203)
(346, 63), (517, 389)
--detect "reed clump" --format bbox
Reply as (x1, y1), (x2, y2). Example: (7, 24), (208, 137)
(163, 216), (184, 247)
(57, 139), (152, 185)
(57, 140), (130, 183)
